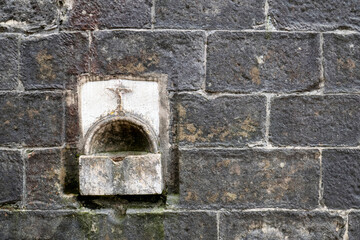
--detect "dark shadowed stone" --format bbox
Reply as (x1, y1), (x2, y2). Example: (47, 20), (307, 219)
(0, 211), (108, 239)
(268, 0), (360, 31)
(206, 32), (320, 93)
(26, 149), (70, 209)
(324, 33), (360, 93)
(65, 90), (80, 143)
(323, 150), (360, 209)
(270, 95), (360, 146)
(0, 92), (64, 147)
(0, 0), (58, 33)
(62, 146), (79, 194)
(20, 32), (89, 90)
(107, 211), (165, 239)
(91, 30), (205, 91)
(349, 212), (360, 240)
(166, 147), (180, 194)
(0, 35), (19, 90)
(220, 211), (345, 239)
(179, 149), (320, 209)
(107, 210), (217, 239)
(0, 150), (22, 205)
(172, 93), (266, 147)
(155, 0), (265, 30)
(165, 212), (217, 239)
(61, 0), (152, 30)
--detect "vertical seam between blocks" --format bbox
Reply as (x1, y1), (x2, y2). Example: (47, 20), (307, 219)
(318, 148), (324, 208)
(217, 211), (220, 240)
(319, 33), (325, 93)
(264, 0), (269, 29)
(151, 0), (156, 29)
(88, 30), (92, 73)
(202, 31), (208, 91)
(17, 35), (24, 91)
(21, 149), (26, 209)
(264, 94), (272, 147)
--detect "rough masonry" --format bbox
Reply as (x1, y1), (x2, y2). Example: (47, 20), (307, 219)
(0, 0), (359, 239)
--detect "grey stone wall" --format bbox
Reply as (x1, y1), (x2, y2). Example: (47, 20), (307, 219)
(0, 0), (359, 239)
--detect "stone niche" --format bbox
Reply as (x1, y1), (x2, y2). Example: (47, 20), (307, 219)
(78, 75), (168, 196)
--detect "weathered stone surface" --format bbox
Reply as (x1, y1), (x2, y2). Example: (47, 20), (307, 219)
(61, 0), (152, 30)
(323, 150), (360, 209)
(206, 32), (320, 93)
(107, 210), (217, 239)
(349, 212), (360, 239)
(155, 0), (265, 29)
(220, 211), (345, 239)
(166, 147), (179, 194)
(0, 211), (108, 239)
(172, 93), (266, 147)
(179, 149), (320, 209)
(268, 0), (360, 31)
(26, 149), (66, 209)
(80, 154), (163, 195)
(324, 33), (360, 93)
(0, 150), (22, 205)
(63, 146), (79, 194)
(65, 90), (80, 143)
(0, 0), (58, 33)
(0, 35), (19, 90)
(108, 210), (165, 239)
(270, 95), (360, 146)
(20, 32), (89, 90)
(91, 31), (205, 90)
(0, 92), (64, 147)
(165, 212), (217, 239)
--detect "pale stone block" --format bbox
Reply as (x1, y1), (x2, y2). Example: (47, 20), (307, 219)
(79, 154), (163, 195)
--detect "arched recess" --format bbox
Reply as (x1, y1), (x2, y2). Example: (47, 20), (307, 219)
(83, 115), (158, 155)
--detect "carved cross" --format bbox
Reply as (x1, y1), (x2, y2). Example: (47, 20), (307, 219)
(107, 84), (132, 113)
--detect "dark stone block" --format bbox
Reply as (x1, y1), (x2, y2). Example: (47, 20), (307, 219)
(25, 149), (65, 209)
(0, 150), (22, 205)
(323, 150), (360, 209)
(179, 149), (320, 209)
(349, 212), (360, 240)
(220, 211), (345, 239)
(165, 212), (217, 240)
(0, 35), (19, 90)
(107, 211), (165, 240)
(172, 93), (266, 147)
(324, 33), (360, 93)
(270, 95), (360, 146)
(206, 32), (321, 93)
(91, 30), (205, 91)
(155, 0), (265, 30)
(268, 0), (360, 31)
(0, 211), (108, 239)
(166, 147), (180, 194)
(107, 210), (217, 239)
(0, 92), (64, 147)
(65, 90), (80, 143)
(20, 32), (89, 90)
(0, 0), (58, 33)
(61, 0), (152, 30)
(62, 146), (80, 194)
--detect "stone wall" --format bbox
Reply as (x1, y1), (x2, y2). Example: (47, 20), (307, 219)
(0, 0), (360, 239)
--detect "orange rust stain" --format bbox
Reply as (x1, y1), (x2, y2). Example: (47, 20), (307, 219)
(250, 66), (261, 85)
(36, 50), (56, 81)
(27, 109), (40, 118)
(337, 58), (356, 71)
(185, 191), (198, 201)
